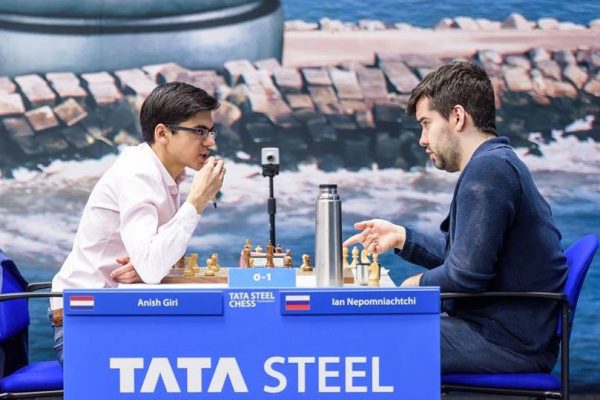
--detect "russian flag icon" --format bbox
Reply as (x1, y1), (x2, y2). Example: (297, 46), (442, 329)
(70, 295), (95, 309)
(285, 295), (310, 311)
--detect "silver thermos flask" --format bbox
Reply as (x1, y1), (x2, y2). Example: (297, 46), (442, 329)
(315, 184), (343, 287)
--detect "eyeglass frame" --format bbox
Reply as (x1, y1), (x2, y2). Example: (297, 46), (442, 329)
(166, 124), (217, 140)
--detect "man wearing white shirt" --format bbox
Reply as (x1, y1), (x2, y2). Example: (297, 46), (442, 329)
(49, 82), (225, 364)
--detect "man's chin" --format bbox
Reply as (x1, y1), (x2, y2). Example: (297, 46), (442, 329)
(436, 161), (459, 173)
(188, 161), (204, 171)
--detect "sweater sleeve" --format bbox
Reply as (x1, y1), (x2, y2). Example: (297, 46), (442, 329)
(420, 156), (520, 292)
(395, 227), (447, 269)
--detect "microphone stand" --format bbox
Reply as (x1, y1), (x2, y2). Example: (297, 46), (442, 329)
(262, 164), (279, 246)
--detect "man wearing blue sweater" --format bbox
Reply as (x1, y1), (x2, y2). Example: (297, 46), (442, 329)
(344, 61), (567, 373)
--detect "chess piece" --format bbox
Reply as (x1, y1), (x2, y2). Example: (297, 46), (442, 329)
(361, 248), (371, 264)
(240, 239), (252, 266)
(204, 256), (215, 276)
(172, 256), (185, 277)
(275, 243), (283, 254)
(266, 242), (275, 268)
(190, 253), (200, 273)
(368, 253), (381, 287)
(342, 247), (350, 269)
(300, 254), (313, 272)
(350, 246), (359, 269)
(255, 245), (263, 253)
(283, 249), (293, 268)
(210, 253), (221, 272)
(266, 241), (274, 253)
(183, 255), (194, 277)
(241, 247), (251, 268)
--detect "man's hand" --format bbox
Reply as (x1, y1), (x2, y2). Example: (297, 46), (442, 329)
(186, 156), (226, 214)
(343, 219), (407, 254)
(401, 273), (422, 287)
(110, 256), (142, 284)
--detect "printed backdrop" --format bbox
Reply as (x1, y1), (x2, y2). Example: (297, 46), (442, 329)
(0, 0), (598, 392)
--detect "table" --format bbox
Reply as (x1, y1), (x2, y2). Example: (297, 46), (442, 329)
(63, 273), (440, 399)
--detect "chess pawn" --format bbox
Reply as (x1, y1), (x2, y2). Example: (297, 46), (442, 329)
(190, 253), (200, 273)
(176, 257), (185, 269)
(210, 254), (221, 272)
(350, 246), (359, 269)
(361, 249), (371, 264)
(342, 247), (350, 269)
(368, 253), (381, 287)
(275, 243), (283, 254)
(255, 245), (263, 253)
(204, 256), (215, 276)
(283, 249), (293, 268)
(300, 254), (313, 272)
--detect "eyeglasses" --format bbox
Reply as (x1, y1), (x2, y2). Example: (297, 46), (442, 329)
(166, 124), (217, 140)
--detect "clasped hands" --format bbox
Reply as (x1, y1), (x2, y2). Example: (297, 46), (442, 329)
(110, 256), (142, 284)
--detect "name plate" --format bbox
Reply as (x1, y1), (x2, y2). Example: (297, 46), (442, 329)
(228, 268), (296, 288)
(64, 290), (224, 316)
(280, 289), (440, 315)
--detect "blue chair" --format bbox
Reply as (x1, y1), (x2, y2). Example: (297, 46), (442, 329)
(0, 249), (63, 399)
(441, 234), (599, 399)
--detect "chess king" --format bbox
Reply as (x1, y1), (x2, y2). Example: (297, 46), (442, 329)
(49, 82), (226, 366)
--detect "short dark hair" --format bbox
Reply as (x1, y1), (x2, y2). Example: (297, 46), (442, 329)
(406, 61), (497, 135)
(140, 82), (220, 144)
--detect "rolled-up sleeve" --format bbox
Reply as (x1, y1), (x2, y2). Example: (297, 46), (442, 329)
(117, 173), (200, 284)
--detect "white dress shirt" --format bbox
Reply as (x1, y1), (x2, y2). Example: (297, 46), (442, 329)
(51, 143), (200, 309)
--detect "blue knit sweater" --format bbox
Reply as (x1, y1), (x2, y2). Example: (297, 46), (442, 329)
(398, 137), (567, 356)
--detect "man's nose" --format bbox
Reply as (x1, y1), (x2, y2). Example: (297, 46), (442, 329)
(419, 131), (428, 148)
(202, 134), (216, 147)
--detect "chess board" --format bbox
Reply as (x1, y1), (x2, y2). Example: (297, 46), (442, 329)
(161, 268), (355, 284)
(161, 268), (228, 284)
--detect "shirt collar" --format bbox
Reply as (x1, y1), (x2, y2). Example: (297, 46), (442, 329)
(471, 136), (511, 159)
(140, 143), (185, 188)
(175, 169), (188, 185)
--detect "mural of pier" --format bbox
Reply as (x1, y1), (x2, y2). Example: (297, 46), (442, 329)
(1, 13), (600, 175)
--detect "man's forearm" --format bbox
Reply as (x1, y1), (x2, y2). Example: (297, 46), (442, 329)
(122, 203), (199, 284)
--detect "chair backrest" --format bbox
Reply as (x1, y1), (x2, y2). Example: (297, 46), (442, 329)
(558, 234), (599, 337)
(0, 249), (30, 342)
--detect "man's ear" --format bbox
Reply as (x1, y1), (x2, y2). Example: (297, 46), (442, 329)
(154, 123), (169, 144)
(452, 105), (466, 132)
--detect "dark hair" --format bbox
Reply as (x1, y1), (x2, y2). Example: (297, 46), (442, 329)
(406, 61), (497, 135)
(140, 82), (220, 144)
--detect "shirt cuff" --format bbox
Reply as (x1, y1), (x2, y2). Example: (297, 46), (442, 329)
(179, 202), (201, 232)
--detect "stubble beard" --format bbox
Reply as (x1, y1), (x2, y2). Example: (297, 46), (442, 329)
(434, 127), (462, 173)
